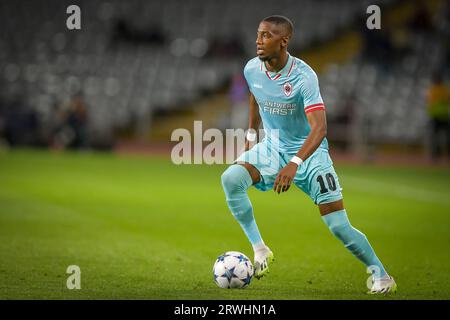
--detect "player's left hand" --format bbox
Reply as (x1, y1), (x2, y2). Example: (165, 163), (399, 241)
(273, 162), (298, 194)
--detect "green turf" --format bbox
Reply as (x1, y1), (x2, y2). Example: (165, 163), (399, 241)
(0, 149), (449, 299)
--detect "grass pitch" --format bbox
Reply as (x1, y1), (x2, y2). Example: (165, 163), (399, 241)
(0, 149), (449, 299)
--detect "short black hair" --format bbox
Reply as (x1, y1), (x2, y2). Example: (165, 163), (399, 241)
(262, 15), (294, 37)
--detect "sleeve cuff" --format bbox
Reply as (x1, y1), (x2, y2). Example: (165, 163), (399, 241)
(304, 103), (325, 113)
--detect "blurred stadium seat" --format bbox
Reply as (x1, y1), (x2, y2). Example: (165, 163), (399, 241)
(0, 0), (448, 151)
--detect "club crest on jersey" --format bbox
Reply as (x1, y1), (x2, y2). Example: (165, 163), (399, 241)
(283, 82), (292, 97)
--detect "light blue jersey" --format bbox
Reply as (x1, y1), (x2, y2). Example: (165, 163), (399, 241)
(243, 54), (328, 153)
(237, 54), (342, 203)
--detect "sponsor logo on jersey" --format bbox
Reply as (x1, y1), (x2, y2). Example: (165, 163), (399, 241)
(262, 101), (297, 116)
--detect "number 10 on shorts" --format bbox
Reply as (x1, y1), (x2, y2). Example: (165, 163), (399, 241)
(317, 173), (337, 194)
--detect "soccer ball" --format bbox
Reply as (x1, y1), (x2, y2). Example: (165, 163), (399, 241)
(213, 251), (254, 289)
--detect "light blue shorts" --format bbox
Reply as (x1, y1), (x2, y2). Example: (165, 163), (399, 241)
(235, 140), (343, 205)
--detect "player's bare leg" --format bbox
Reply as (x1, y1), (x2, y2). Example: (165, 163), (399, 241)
(319, 200), (397, 294)
(222, 162), (274, 280)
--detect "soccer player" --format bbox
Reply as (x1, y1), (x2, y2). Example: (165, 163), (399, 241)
(221, 15), (397, 294)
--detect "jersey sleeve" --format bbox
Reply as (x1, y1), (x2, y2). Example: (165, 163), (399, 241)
(300, 69), (325, 114)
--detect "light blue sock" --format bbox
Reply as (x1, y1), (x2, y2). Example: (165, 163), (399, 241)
(221, 165), (263, 246)
(322, 209), (388, 279)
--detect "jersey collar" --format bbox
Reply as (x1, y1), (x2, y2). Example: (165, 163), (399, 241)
(260, 53), (295, 81)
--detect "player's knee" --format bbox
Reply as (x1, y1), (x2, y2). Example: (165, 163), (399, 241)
(221, 168), (237, 192)
(221, 165), (248, 193)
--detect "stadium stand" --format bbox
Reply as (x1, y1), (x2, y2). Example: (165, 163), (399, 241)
(0, 0), (448, 150)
